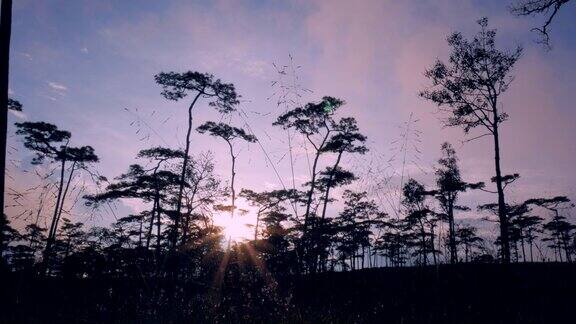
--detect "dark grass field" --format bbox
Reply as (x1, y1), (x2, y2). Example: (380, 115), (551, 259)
(291, 263), (576, 323)
(1, 263), (575, 323)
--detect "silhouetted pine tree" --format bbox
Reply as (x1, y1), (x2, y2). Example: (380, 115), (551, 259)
(420, 18), (523, 263)
(336, 190), (378, 270)
(0, 213), (18, 265)
(526, 196), (575, 262)
(402, 179), (437, 265)
(15, 122), (98, 271)
(196, 122), (256, 223)
(455, 225), (484, 262)
(433, 142), (484, 264)
(273, 96), (344, 272)
(55, 218), (85, 261)
(180, 152), (223, 246)
(86, 148), (183, 259)
(240, 189), (299, 241)
(155, 71), (240, 249)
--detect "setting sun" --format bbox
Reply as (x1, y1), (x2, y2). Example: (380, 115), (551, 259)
(214, 200), (257, 243)
(216, 214), (253, 243)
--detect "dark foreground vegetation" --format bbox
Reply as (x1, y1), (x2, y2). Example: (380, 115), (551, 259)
(1, 263), (575, 323)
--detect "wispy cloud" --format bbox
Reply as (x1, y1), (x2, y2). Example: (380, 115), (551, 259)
(47, 81), (68, 92)
(9, 109), (27, 120)
(264, 181), (278, 190)
(42, 94), (58, 101)
(81, 47), (89, 53)
(20, 52), (33, 60)
(240, 60), (268, 78)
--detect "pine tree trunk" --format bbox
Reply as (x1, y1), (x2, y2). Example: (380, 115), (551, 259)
(419, 220), (427, 266)
(145, 199), (157, 249)
(254, 211), (261, 241)
(448, 202), (457, 264)
(299, 146), (322, 273)
(0, 0), (12, 224)
(320, 151), (343, 221)
(138, 217), (143, 247)
(228, 141), (236, 219)
(520, 235), (526, 262)
(44, 159), (67, 267)
(303, 148), (321, 232)
(430, 224), (437, 265)
(562, 234), (572, 263)
(64, 238), (71, 259)
(155, 192), (161, 256)
(317, 151), (343, 271)
(173, 91), (203, 249)
(181, 184), (198, 246)
(492, 123), (510, 263)
(529, 237), (534, 262)
(55, 162), (76, 232)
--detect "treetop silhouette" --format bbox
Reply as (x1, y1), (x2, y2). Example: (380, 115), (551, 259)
(510, 0), (572, 48)
(155, 71), (240, 113)
(273, 96), (343, 136)
(196, 121), (257, 143)
(8, 98), (21, 111)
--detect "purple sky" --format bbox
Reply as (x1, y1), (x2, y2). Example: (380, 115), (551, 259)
(6, 0), (576, 237)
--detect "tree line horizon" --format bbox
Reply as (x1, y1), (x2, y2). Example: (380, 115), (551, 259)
(2, 14), (576, 280)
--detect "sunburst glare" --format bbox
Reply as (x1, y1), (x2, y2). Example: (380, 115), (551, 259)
(214, 199), (257, 243)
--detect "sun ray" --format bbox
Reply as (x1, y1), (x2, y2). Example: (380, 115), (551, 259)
(213, 248), (231, 289)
